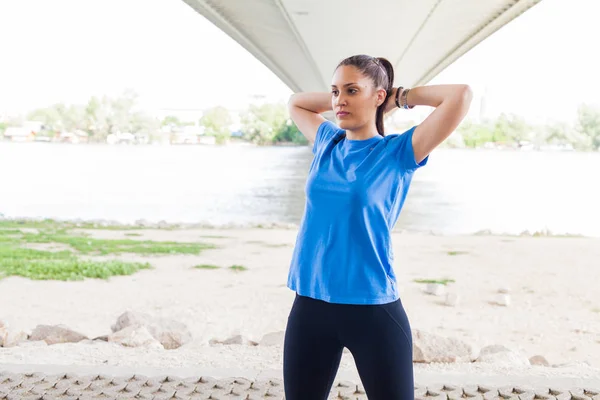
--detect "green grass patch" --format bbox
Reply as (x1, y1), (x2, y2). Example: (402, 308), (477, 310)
(0, 224), (216, 281)
(194, 264), (221, 270)
(0, 245), (151, 281)
(592, 308), (600, 314)
(20, 231), (214, 256)
(447, 250), (468, 256)
(0, 219), (156, 231)
(413, 278), (455, 285)
(194, 264), (248, 272)
(0, 219), (63, 230)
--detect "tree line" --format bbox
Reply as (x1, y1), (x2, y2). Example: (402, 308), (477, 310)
(1, 91), (599, 150)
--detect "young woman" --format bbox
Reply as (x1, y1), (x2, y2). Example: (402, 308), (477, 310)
(283, 54), (472, 399)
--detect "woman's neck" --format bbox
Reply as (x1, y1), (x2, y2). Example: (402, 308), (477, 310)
(345, 123), (379, 141)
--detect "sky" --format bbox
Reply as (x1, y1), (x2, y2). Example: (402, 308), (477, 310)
(0, 0), (598, 125)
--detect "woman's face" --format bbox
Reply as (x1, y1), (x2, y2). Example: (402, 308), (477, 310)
(331, 65), (386, 131)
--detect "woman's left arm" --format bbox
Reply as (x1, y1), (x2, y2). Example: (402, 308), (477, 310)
(387, 85), (473, 164)
(409, 85), (472, 163)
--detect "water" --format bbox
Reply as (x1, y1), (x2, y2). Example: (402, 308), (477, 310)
(1, 142), (599, 236)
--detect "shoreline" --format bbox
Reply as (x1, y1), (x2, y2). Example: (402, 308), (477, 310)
(0, 216), (592, 239)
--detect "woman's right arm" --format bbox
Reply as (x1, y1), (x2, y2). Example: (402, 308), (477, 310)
(288, 92), (332, 143)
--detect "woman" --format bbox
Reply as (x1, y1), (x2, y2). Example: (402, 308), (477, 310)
(283, 54), (472, 399)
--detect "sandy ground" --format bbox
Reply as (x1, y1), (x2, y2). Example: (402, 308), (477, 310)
(1, 227), (600, 381)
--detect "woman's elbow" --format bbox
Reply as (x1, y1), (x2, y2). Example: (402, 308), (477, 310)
(460, 85), (474, 105)
(455, 85), (473, 114)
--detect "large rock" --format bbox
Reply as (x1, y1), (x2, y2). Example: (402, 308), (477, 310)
(209, 334), (258, 346)
(111, 311), (192, 349)
(475, 344), (530, 366)
(0, 320), (7, 347)
(412, 329), (473, 363)
(529, 355), (550, 366)
(1, 321), (29, 348)
(29, 325), (87, 345)
(259, 331), (285, 347)
(3, 330), (29, 347)
(108, 325), (163, 349)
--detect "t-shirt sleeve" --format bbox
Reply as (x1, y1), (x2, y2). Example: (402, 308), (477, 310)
(312, 120), (338, 155)
(387, 126), (429, 171)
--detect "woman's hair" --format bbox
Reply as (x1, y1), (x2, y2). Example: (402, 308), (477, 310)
(336, 55), (394, 136)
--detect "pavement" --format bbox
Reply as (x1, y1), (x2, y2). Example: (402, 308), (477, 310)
(1, 363), (600, 399)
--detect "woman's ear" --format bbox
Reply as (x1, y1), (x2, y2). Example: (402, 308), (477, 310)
(376, 88), (387, 107)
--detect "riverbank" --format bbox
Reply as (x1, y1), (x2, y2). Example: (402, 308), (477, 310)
(1, 220), (599, 380)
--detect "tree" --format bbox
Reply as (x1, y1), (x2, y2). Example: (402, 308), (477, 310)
(576, 104), (600, 150)
(456, 119), (494, 147)
(241, 102), (288, 144)
(492, 113), (531, 145)
(273, 120), (308, 144)
(200, 106), (232, 143)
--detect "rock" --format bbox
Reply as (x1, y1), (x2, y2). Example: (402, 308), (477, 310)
(93, 335), (109, 342)
(445, 293), (460, 307)
(111, 311), (192, 349)
(425, 283), (446, 296)
(108, 325), (163, 349)
(29, 324), (87, 345)
(224, 334), (257, 345)
(210, 334), (258, 346)
(3, 330), (29, 347)
(412, 329), (473, 363)
(476, 344), (530, 366)
(492, 294), (511, 306)
(478, 344), (511, 356)
(529, 355), (550, 366)
(259, 331), (284, 346)
(497, 286), (511, 294)
(0, 320), (7, 347)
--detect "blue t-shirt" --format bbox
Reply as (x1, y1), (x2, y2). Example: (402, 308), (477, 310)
(287, 120), (428, 305)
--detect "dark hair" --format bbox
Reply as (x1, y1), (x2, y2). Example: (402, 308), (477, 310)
(336, 55), (394, 136)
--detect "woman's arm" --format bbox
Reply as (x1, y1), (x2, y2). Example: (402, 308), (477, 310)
(288, 92), (331, 143)
(387, 85), (472, 163)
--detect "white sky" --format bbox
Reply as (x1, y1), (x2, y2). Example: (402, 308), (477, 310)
(0, 0), (597, 124)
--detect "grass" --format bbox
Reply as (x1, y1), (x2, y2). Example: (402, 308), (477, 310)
(0, 245), (151, 281)
(413, 278), (455, 285)
(194, 264), (221, 270)
(0, 219), (61, 230)
(20, 231), (214, 256)
(193, 264), (248, 272)
(592, 308), (600, 314)
(447, 250), (469, 256)
(0, 218), (156, 231)
(0, 223), (216, 280)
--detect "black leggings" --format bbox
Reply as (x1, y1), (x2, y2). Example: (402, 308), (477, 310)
(283, 294), (414, 400)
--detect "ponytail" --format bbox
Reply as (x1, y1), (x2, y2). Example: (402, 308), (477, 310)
(375, 57), (394, 136)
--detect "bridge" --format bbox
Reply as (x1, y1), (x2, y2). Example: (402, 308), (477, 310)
(181, 0), (542, 92)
